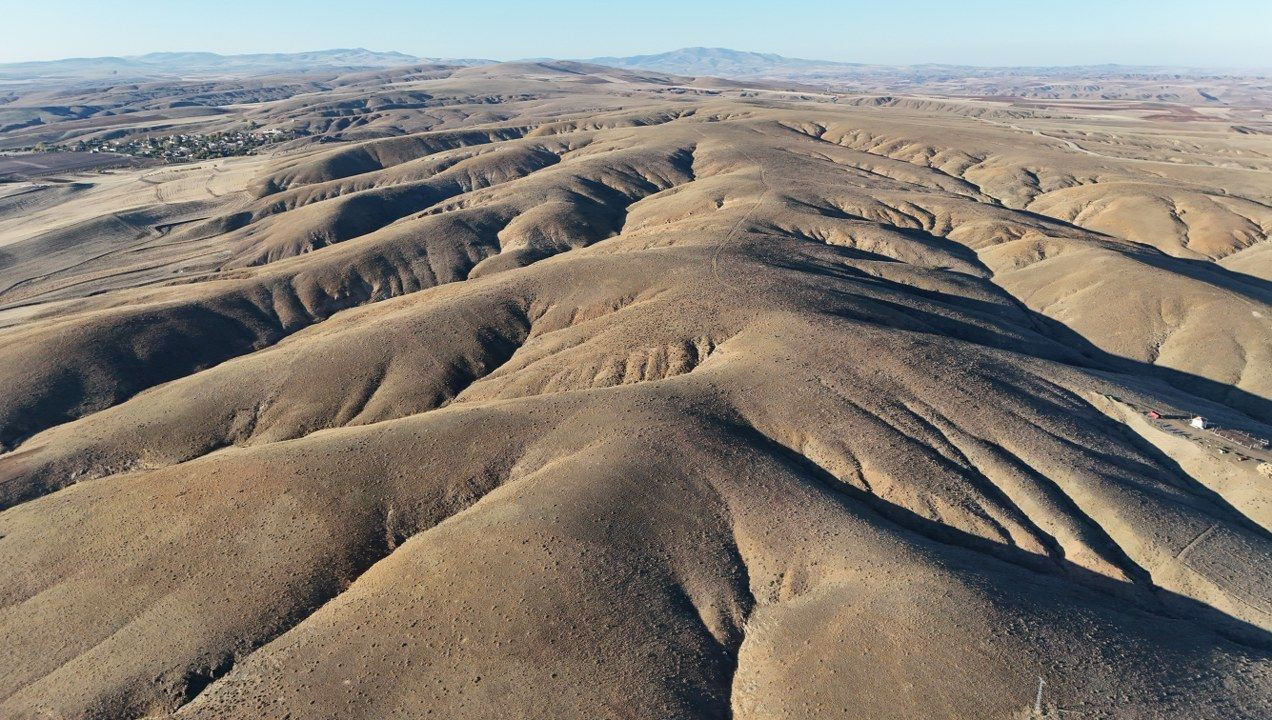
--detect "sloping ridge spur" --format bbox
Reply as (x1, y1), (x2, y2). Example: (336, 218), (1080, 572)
(1, 64), (1270, 720)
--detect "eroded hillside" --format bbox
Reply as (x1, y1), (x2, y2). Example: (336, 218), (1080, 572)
(0, 62), (1270, 719)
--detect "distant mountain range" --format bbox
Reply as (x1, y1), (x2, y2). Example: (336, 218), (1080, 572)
(0, 49), (491, 84)
(1, 46), (1261, 92)
(581, 47), (1257, 79)
(583, 47), (866, 76)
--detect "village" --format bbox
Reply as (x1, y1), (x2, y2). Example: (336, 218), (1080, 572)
(54, 126), (296, 163)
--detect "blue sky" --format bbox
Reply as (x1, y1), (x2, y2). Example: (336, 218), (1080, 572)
(2, 0), (1269, 68)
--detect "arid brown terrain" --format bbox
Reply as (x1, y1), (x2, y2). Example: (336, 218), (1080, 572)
(1, 59), (1270, 719)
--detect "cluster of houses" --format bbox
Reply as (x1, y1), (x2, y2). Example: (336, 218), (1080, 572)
(66, 127), (294, 163)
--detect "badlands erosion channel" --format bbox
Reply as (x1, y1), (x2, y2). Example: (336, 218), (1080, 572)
(0, 55), (1271, 719)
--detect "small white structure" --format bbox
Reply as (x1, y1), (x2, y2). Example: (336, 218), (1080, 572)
(1190, 416), (1209, 430)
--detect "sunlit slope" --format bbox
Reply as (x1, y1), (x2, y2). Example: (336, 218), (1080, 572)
(0, 64), (1269, 719)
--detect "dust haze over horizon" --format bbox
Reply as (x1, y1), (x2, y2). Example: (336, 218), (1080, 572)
(3, 0), (1271, 69)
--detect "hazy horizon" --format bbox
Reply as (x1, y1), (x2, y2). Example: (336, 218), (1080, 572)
(6, 46), (1272, 73)
(3, 0), (1270, 69)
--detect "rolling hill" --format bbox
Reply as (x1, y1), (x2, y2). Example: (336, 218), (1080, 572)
(0, 60), (1269, 719)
